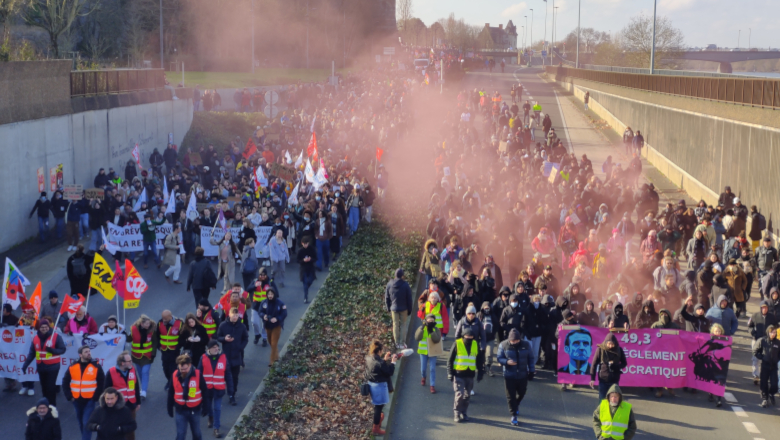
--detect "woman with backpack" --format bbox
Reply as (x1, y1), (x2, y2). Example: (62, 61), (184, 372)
(66, 245), (93, 297)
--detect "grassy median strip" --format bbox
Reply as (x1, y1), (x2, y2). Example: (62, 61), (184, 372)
(233, 215), (423, 440)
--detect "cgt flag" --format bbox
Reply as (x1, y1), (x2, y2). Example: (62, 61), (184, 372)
(90, 253), (117, 301)
(123, 260), (148, 309)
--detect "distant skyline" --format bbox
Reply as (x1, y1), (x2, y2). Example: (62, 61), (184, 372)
(412, 0), (780, 49)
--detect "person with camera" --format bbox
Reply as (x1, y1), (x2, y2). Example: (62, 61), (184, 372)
(364, 340), (397, 435)
(589, 333), (628, 400)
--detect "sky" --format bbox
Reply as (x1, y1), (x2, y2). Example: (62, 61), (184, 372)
(412, 0), (780, 49)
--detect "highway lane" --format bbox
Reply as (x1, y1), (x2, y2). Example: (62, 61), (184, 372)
(388, 68), (773, 440)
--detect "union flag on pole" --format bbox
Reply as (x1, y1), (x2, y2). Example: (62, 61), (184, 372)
(307, 132), (319, 162)
(376, 147), (384, 162)
(243, 138), (257, 159)
(123, 260), (148, 309)
(59, 293), (85, 315)
(132, 143), (143, 169)
(111, 260), (126, 300)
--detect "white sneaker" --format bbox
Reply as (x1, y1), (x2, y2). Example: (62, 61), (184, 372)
(68, 246), (75, 251)
(27, 388), (34, 396)
(470, 390), (475, 396)
(18, 387), (27, 395)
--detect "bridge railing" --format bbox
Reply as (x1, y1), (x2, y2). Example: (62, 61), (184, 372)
(70, 69), (166, 97)
(580, 64), (751, 78)
(546, 66), (780, 109)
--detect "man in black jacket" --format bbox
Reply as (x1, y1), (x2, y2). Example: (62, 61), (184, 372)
(296, 237), (317, 304)
(754, 325), (780, 407)
(163, 144), (178, 175)
(500, 294), (530, 338)
(385, 268), (413, 349)
(216, 308), (248, 405)
(30, 191), (52, 242)
(167, 355), (209, 439)
(87, 388), (137, 439)
(447, 328), (485, 423)
(187, 247), (215, 306)
(748, 301), (779, 385)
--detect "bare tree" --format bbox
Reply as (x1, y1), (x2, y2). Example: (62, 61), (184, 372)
(593, 41), (623, 66)
(1, 0), (31, 42)
(396, 0), (412, 33)
(23, 0), (99, 57)
(619, 13), (685, 69)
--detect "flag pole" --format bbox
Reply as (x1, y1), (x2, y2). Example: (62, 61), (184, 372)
(84, 287), (92, 312)
(54, 312), (62, 333)
(116, 291), (120, 322)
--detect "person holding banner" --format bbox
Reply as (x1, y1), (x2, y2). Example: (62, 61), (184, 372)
(589, 333), (627, 401)
(21, 318), (65, 405)
(62, 346), (106, 440)
(592, 385), (637, 440)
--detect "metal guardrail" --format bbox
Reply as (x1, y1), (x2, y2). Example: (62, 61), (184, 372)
(546, 66), (780, 109)
(581, 64), (753, 79)
(70, 69), (165, 97)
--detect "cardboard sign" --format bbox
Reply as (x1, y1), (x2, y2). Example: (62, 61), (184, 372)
(548, 165), (559, 184)
(499, 141), (508, 153)
(265, 133), (280, 142)
(189, 153), (203, 166)
(269, 163), (296, 182)
(63, 184), (83, 200)
(84, 188), (105, 199)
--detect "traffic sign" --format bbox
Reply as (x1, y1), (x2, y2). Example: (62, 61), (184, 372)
(542, 50), (547, 57)
(265, 90), (279, 105)
(264, 105), (279, 118)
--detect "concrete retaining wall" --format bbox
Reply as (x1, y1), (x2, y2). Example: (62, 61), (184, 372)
(0, 98), (193, 252)
(556, 77), (780, 234)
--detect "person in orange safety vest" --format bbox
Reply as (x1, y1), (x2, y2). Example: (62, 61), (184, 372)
(62, 345), (105, 440)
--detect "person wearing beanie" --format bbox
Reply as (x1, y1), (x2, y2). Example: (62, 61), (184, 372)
(29, 191), (52, 243)
(447, 326), (485, 423)
(98, 315), (126, 335)
(63, 345), (106, 440)
(749, 301), (779, 386)
(497, 328), (534, 426)
(25, 397), (62, 440)
(39, 291), (63, 330)
(385, 268), (412, 349)
(592, 384), (637, 440)
(21, 318), (65, 403)
(753, 324), (780, 408)
(247, 267), (279, 345)
(415, 313), (443, 394)
(454, 302), (487, 397)
(196, 299), (221, 340)
(198, 340), (234, 438)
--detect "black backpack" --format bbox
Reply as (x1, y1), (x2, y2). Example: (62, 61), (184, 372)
(756, 213), (767, 231)
(72, 257), (87, 277)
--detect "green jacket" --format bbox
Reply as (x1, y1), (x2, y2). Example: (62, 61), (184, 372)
(140, 219), (163, 243)
(592, 384), (637, 440)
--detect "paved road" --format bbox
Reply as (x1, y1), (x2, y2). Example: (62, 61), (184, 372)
(389, 68), (778, 440)
(0, 240), (328, 439)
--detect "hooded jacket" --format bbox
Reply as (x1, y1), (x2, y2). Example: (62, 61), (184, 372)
(258, 288), (287, 330)
(651, 308), (679, 329)
(454, 314), (487, 350)
(592, 384), (637, 440)
(491, 288), (511, 334)
(25, 404), (61, 440)
(415, 314), (443, 357)
(512, 281), (532, 310)
(705, 295), (739, 336)
(710, 274), (734, 305)
(590, 333), (627, 384)
(86, 392), (137, 440)
(525, 298), (548, 338)
(633, 300), (659, 329)
(752, 326), (780, 367)
(497, 334), (535, 380)
(500, 294), (530, 336)
(577, 300), (601, 327)
(605, 303), (630, 329)
(548, 296), (570, 330)
(626, 293), (644, 326)
(678, 304), (710, 333)
(563, 283), (587, 314)
(748, 301), (779, 341)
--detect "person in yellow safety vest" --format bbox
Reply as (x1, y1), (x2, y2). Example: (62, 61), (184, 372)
(157, 310), (184, 391)
(167, 354), (209, 439)
(248, 268), (278, 346)
(592, 384), (637, 440)
(446, 328), (485, 423)
(415, 313), (443, 394)
(196, 299), (222, 340)
(130, 315), (157, 400)
(62, 346), (105, 440)
(532, 102), (542, 124)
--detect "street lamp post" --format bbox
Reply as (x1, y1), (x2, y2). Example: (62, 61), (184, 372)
(159, 0), (163, 69)
(521, 26), (525, 51)
(544, 0), (548, 65)
(530, 9), (533, 53)
(251, 0), (255, 73)
(650, 0), (657, 74)
(524, 16), (528, 51)
(576, 0), (581, 68)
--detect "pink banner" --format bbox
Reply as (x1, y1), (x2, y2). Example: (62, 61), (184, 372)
(557, 325), (732, 396)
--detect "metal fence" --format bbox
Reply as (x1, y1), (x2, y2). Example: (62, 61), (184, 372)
(546, 66), (780, 109)
(70, 69), (166, 97)
(580, 64), (752, 79)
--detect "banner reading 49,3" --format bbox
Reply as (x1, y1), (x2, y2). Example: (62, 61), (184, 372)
(557, 325), (732, 396)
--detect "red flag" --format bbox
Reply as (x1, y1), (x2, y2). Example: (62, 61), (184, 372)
(25, 282), (42, 315)
(59, 293), (85, 315)
(307, 132), (319, 162)
(376, 147), (384, 162)
(111, 260), (126, 300)
(243, 139), (257, 160)
(123, 260), (148, 309)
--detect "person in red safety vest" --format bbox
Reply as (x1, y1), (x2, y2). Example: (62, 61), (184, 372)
(167, 354), (209, 440)
(198, 340), (234, 438)
(21, 318), (66, 405)
(105, 351), (142, 440)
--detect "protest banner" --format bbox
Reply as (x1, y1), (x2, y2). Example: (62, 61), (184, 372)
(0, 327), (126, 384)
(498, 141), (507, 153)
(268, 163), (296, 182)
(557, 325), (732, 395)
(106, 222), (173, 252)
(37, 167), (45, 192)
(84, 188), (105, 199)
(63, 184), (83, 201)
(49, 167), (57, 192)
(200, 226), (271, 259)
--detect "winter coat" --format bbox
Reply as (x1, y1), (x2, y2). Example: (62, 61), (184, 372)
(21, 329), (66, 373)
(711, 275), (734, 306)
(210, 237), (237, 281)
(385, 277), (413, 313)
(258, 295), (287, 330)
(748, 304), (779, 341)
(678, 305), (710, 333)
(419, 242), (443, 278)
(198, 353), (234, 398)
(590, 333), (627, 384)
(705, 295), (739, 336)
(180, 324), (209, 363)
(526, 302), (548, 337)
(724, 266), (747, 303)
(446, 338), (485, 379)
(592, 385), (637, 440)
(216, 319), (249, 367)
(577, 300), (601, 327)
(633, 300), (659, 329)
(454, 316), (487, 350)
(562, 283), (587, 314)
(25, 405), (61, 440)
(187, 256), (214, 291)
(500, 298), (530, 336)
(755, 245), (778, 271)
(753, 331), (780, 367)
(497, 339), (535, 380)
(604, 303), (630, 330)
(63, 360), (106, 404)
(163, 232), (181, 266)
(364, 354), (394, 384)
(86, 391), (137, 440)
(650, 309), (679, 329)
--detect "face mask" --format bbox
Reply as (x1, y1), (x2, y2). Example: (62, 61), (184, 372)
(511, 302), (518, 308)
(304, 217), (311, 222)
(316, 196), (322, 201)
(533, 302), (540, 309)
(456, 216), (462, 221)
(335, 192), (340, 197)
(470, 229), (477, 234)
(615, 308), (623, 316)
(41, 196), (46, 201)
(284, 215), (289, 219)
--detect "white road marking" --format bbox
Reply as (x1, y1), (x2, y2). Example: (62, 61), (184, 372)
(553, 90), (575, 154)
(724, 392), (738, 403)
(754, 438), (765, 440)
(732, 406), (748, 417)
(742, 422), (760, 434)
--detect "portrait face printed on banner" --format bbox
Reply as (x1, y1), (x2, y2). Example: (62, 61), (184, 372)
(559, 329), (593, 375)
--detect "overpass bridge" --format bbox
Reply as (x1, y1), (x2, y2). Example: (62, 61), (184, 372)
(671, 51), (780, 73)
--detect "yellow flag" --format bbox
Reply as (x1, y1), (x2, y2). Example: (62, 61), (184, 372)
(89, 253), (117, 300)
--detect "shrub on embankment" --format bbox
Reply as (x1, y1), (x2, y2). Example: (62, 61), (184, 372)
(233, 210), (424, 440)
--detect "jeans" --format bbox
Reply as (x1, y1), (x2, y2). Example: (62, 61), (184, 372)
(365, 205), (373, 223)
(175, 409), (203, 440)
(315, 239), (330, 270)
(420, 354), (436, 387)
(272, 260), (286, 285)
(348, 206), (360, 234)
(89, 228), (103, 252)
(134, 363), (151, 394)
(54, 218), (65, 239)
(585, 103), (589, 110)
(598, 380), (616, 400)
(143, 239), (161, 265)
(79, 213), (90, 237)
(302, 272), (315, 301)
(205, 394), (223, 430)
(37, 217), (49, 242)
(242, 272), (255, 290)
(251, 309), (267, 339)
(73, 399), (96, 440)
(525, 336), (542, 366)
(165, 255), (181, 280)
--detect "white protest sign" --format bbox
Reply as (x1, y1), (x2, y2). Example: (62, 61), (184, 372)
(200, 226), (272, 259)
(107, 222), (173, 252)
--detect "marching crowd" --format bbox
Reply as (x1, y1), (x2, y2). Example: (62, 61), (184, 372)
(10, 64), (425, 440)
(369, 75), (778, 438)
